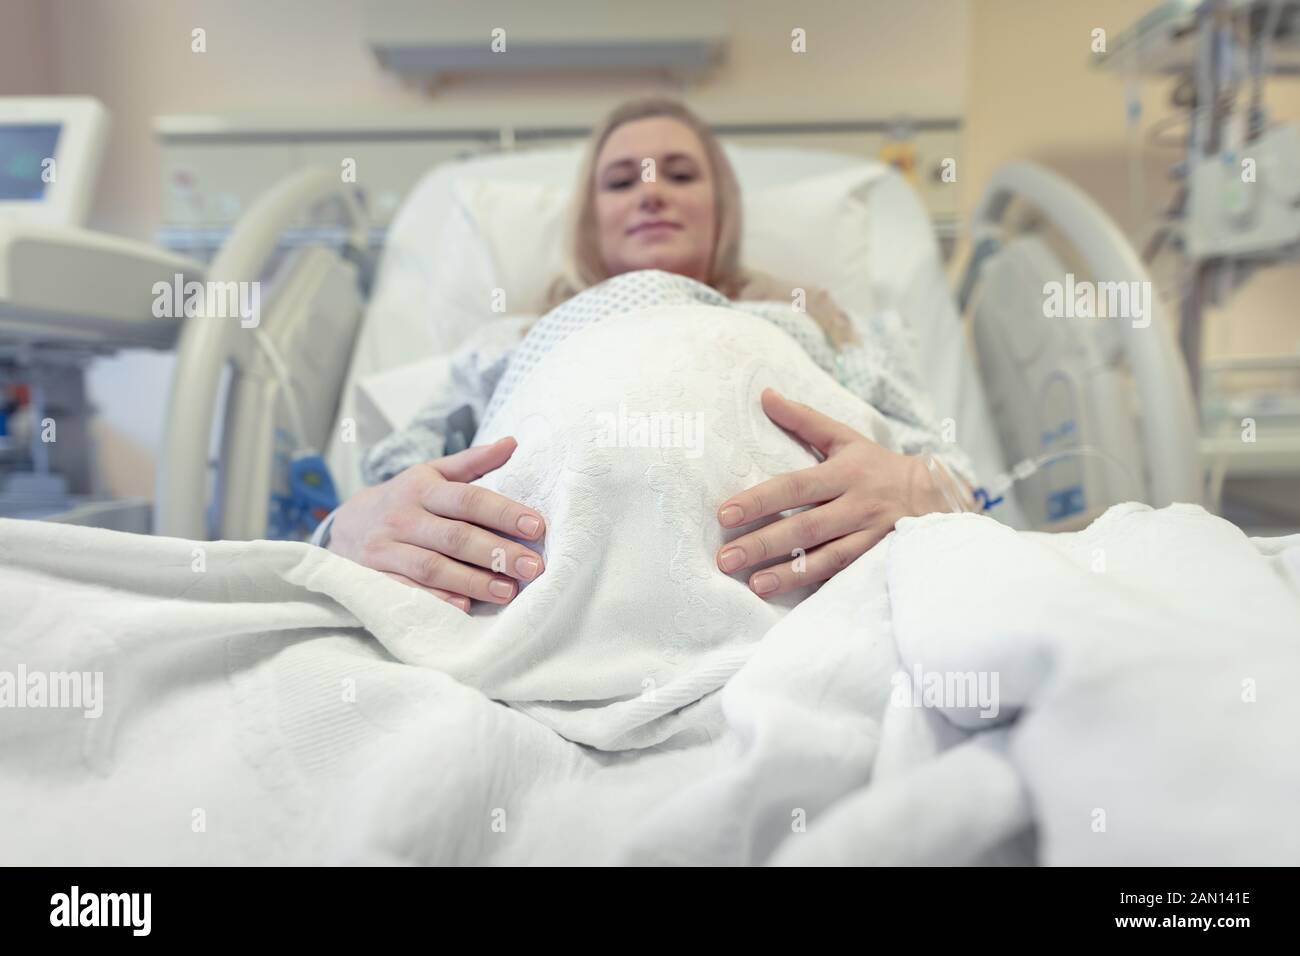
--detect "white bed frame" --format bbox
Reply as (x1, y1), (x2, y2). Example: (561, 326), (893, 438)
(154, 169), (369, 540)
(961, 163), (1201, 524)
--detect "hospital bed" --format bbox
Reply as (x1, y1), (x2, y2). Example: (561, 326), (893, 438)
(154, 143), (1202, 541)
(9, 143), (1296, 871)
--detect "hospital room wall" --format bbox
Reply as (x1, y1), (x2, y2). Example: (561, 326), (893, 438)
(0, 0), (57, 94)
(31, 0), (971, 240)
(9, 0), (973, 501)
(960, 0), (1300, 361)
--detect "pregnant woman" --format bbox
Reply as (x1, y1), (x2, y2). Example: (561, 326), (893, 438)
(318, 96), (975, 614)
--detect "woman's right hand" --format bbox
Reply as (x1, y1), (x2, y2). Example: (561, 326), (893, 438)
(325, 436), (546, 612)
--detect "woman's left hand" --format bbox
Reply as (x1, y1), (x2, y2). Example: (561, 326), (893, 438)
(715, 388), (956, 598)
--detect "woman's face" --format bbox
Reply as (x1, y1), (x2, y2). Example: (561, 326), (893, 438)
(592, 116), (717, 284)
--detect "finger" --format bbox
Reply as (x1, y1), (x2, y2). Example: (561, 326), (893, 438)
(717, 463), (838, 528)
(433, 436), (518, 484)
(747, 528), (885, 599)
(761, 388), (857, 458)
(716, 501), (858, 574)
(388, 542), (519, 605)
(380, 572), (471, 613)
(421, 480), (546, 541)
(400, 515), (544, 582)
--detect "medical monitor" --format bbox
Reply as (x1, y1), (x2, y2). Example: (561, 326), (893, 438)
(0, 97), (108, 226)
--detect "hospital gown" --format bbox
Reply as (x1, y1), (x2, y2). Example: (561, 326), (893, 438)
(313, 269), (974, 545)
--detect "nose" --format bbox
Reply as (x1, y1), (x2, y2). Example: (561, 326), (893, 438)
(637, 180), (666, 212)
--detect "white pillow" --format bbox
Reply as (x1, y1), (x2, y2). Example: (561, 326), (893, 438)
(742, 164), (888, 316)
(452, 177), (570, 316)
(451, 163), (892, 320)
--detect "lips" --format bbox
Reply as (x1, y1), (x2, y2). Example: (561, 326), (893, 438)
(627, 221), (681, 235)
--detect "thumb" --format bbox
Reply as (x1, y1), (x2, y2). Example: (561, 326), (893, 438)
(434, 436), (517, 483)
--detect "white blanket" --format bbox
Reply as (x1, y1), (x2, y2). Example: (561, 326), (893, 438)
(2, 503), (1297, 864)
(2, 307), (1298, 864)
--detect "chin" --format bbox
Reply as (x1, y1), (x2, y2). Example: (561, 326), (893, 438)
(623, 252), (693, 276)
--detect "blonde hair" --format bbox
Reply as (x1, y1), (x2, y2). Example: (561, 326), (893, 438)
(543, 97), (856, 348)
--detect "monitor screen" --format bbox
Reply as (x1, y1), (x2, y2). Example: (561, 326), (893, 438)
(0, 124), (63, 202)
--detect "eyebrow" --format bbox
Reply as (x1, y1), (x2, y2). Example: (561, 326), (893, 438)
(599, 152), (701, 176)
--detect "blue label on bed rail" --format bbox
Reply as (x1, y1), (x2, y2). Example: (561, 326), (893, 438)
(1046, 484), (1086, 522)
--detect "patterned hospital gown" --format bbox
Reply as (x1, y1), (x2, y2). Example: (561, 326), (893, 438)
(360, 269), (975, 488)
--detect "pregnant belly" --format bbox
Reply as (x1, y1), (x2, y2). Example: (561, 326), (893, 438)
(467, 305), (891, 707)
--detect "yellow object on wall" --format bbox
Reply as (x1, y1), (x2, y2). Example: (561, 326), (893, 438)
(879, 140), (919, 184)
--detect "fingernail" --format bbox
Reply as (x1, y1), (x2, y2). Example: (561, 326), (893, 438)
(488, 579), (514, 600)
(752, 573), (778, 596)
(516, 555), (541, 580)
(719, 547), (745, 572)
(454, 597), (470, 613)
(719, 505), (744, 527)
(517, 514), (541, 537)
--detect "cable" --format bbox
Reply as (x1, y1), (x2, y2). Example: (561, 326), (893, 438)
(252, 329), (313, 455)
(1125, 25), (1146, 236)
(949, 445), (1143, 514)
(1259, 0), (1285, 88)
(251, 327), (341, 541)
